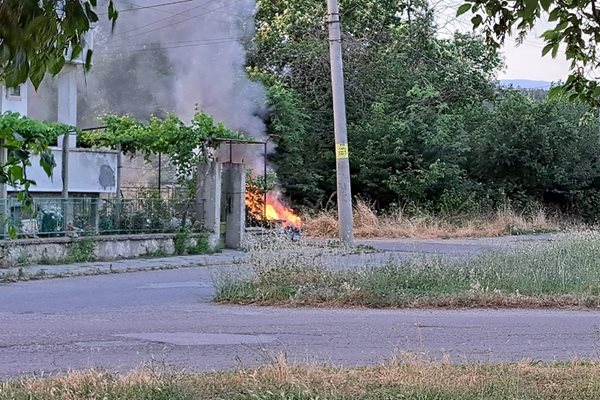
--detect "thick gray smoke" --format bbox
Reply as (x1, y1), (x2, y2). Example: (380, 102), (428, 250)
(29, 1), (268, 126)
(102, 0), (267, 136)
(164, 0), (267, 135)
(27, 0), (270, 184)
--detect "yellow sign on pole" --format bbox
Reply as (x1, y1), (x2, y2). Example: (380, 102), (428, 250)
(336, 144), (349, 159)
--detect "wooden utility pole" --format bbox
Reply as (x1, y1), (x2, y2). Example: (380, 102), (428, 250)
(326, 0), (354, 245)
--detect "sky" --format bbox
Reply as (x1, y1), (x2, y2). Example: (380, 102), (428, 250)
(499, 38), (570, 82)
(434, 3), (571, 82)
(99, 0), (573, 85)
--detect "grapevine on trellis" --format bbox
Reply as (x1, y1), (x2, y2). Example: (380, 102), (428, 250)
(81, 112), (247, 184)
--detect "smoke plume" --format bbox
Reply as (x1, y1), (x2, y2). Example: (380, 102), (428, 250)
(90, 0), (268, 139)
(26, 0), (271, 185)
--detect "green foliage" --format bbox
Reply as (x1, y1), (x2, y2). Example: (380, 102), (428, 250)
(174, 229), (191, 256)
(247, 169), (279, 193)
(253, 73), (324, 203)
(252, 2), (600, 219)
(174, 230), (212, 255)
(81, 112), (246, 183)
(466, 92), (600, 201)
(66, 239), (96, 263)
(0, 112), (69, 190)
(573, 190), (600, 224)
(458, 0), (600, 108)
(0, 0), (117, 88)
(217, 234), (600, 308)
(144, 245), (168, 259)
(15, 251), (32, 267)
(251, 3), (508, 210)
(189, 235), (211, 255)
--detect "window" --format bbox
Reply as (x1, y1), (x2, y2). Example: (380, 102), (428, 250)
(6, 86), (21, 99)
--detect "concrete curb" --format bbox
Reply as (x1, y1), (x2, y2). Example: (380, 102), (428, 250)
(0, 250), (248, 282)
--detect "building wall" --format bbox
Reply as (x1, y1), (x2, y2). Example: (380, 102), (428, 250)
(1, 50), (118, 197)
(9, 148), (118, 194)
(0, 233), (210, 267)
(0, 84), (28, 116)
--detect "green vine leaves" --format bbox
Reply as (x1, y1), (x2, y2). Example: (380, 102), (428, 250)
(457, 0), (600, 108)
(81, 112), (247, 183)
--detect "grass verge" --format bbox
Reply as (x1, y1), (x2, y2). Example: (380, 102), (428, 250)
(303, 200), (561, 239)
(216, 233), (600, 308)
(3, 360), (600, 399)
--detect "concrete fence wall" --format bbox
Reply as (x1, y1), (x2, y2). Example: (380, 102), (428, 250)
(0, 233), (208, 267)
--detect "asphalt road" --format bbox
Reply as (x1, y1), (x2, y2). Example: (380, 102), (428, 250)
(1, 235), (599, 380)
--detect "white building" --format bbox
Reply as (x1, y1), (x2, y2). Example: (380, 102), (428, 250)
(0, 45), (118, 198)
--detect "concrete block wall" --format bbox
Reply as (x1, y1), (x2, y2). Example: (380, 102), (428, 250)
(0, 233), (208, 267)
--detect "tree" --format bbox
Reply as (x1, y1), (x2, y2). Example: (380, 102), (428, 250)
(0, 113), (71, 216)
(457, 0), (600, 107)
(252, 1), (503, 208)
(465, 91), (600, 205)
(0, 0), (117, 229)
(0, 0), (117, 88)
(254, 1), (600, 219)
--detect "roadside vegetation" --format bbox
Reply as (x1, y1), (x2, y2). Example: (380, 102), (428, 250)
(303, 199), (561, 239)
(3, 359), (600, 399)
(254, 2), (600, 226)
(216, 233), (600, 308)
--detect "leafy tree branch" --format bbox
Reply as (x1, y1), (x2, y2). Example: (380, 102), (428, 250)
(0, 113), (71, 236)
(0, 0), (118, 88)
(457, 0), (600, 107)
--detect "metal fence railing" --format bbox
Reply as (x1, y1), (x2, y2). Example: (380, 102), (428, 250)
(0, 197), (198, 238)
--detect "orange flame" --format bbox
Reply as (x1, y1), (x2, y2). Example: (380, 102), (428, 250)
(246, 185), (302, 229)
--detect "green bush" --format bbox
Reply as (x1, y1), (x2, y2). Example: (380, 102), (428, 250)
(174, 229), (190, 255)
(188, 235), (211, 255)
(66, 239), (96, 263)
(573, 189), (600, 223)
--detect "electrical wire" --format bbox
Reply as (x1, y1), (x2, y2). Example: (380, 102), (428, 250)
(110, 0), (221, 39)
(99, 0), (198, 15)
(121, 0), (245, 19)
(97, 38), (241, 55)
(122, 1), (241, 41)
(108, 36), (242, 49)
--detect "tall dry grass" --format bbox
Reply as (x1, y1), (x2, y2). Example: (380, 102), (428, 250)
(4, 359), (600, 400)
(302, 199), (561, 239)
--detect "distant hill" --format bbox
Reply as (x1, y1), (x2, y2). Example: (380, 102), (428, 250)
(499, 79), (552, 89)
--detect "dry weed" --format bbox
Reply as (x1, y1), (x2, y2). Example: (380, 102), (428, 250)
(4, 361), (600, 399)
(216, 233), (600, 309)
(199, 360), (600, 399)
(303, 199), (561, 239)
